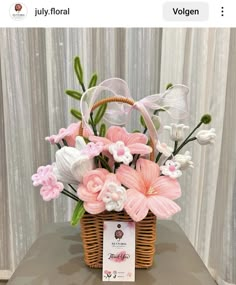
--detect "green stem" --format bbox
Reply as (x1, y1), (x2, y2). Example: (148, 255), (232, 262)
(62, 189), (79, 202)
(173, 122), (202, 155)
(63, 189), (78, 199)
(174, 137), (197, 154)
(114, 162), (121, 172)
(62, 139), (68, 146)
(174, 141), (178, 152)
(68, 184), (77, 193)
(90, 113), (98, 136)
(97, 155), (112, 172)
(56, 143), (61, 149)
(81, 83), (86, 93)
(155, 152), (162, 163)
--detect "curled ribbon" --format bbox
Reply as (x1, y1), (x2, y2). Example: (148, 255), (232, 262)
(80, 78), (189, 145)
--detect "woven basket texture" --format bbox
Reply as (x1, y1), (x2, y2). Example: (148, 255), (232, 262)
(80, 211), (157, 268)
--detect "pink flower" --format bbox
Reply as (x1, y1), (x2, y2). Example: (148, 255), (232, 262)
(77, 169), (124, 214)
(116, 158), (181, 222)
(77, 169), (109, 214)
(31, 165), (53, 186)
(80, 142), (104, 158)
(39, 174), (64, 201)
(45, 122), (93, 147)
(31, 165), (64, 201)
(89, 126), (152, 164)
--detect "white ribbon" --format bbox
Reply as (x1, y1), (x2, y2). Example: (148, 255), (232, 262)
(80, 78), (189, 145)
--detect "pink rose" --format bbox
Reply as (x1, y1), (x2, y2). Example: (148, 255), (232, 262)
(77, 169), (109, 214)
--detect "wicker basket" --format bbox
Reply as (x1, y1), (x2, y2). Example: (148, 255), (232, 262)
(80, 211), (157, 268)
(79, 96), (157, 268)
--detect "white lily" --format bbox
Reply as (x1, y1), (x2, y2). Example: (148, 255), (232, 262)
(196, 128), (216, 145)
(174, 151), (194, 170)
(164, 123), (189, 141)
(54, 136), (94, 184)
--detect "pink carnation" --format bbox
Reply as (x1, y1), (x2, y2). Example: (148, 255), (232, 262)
(40, 174), (63, 201)
(31, 165), (53, 186)
(80, 142), (104, 158)
(45, 122), (93, 147)
(32, 165), (63, 201)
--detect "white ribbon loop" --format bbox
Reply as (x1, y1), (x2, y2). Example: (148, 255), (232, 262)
(80, 78), (189, 145)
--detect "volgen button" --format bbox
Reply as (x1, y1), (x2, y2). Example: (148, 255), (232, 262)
(163, 2), (209, 21)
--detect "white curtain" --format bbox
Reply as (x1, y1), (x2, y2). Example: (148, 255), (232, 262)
(0, 28), (235, 284)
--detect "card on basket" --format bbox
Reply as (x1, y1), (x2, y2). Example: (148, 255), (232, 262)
(102, 221), (135, 282)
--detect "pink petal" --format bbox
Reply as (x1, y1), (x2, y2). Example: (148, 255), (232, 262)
(116, 165), (146, 193)
(152, 176), (181, 200)
(77, 185), (98, 202)
(84, 201), (106, 214)
(136, 158), (160, 189)
(128, 143), (152, 155)
(124, 189), (149, 222)
(89, 136), (111, 146)
(83, 168), (109, 187)
(97, 173), (120, 200)
(106, 126), (128, 143)
(126, 132), (148, 145)
(147, 196), (181, 219)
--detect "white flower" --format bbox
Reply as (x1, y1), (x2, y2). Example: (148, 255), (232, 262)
(54, 137), (94, 184)
(174, 151), (194, 170)
(164, 123), (189, 141)
(101, 182), (127, 212)
(196, 128), (216, 145)
(156, 141), (173, 157)
(160, 160), (182, 179)
(109, 141), (133, 165)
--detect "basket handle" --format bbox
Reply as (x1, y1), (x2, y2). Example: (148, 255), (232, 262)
(79, 96), (155, 161)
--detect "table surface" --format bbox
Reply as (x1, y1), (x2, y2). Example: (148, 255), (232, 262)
(7, 221), (216, 285)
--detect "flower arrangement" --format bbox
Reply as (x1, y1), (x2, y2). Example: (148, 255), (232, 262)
(32, 56), (216, 226)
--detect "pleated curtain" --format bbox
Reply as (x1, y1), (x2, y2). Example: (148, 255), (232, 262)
(0, 28), (235, 285)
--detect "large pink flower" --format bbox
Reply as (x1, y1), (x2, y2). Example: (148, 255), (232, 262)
(45, 122), (93, 147)
(89, 126), (152, 165)
(116, 158), (181, 222)
(77, 169), (109, 214)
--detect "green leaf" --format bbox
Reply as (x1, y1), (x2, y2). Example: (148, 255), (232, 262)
(74, 56), (84, 86)
(94, 103), (107, 125)
(65, 90), (82, 100)
(99, 123), (106, 137)
(140, 116), (146, 128)
(88, 73), (98, 88)
(71, 200), (85, 226)
(70, 108), (82, 120)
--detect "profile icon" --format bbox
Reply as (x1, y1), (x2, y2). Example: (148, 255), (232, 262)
(10, 3), (27, 20)
(15, 4), (22, 12)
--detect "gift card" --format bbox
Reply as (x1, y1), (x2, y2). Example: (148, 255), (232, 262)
(103, 221), (135, 282)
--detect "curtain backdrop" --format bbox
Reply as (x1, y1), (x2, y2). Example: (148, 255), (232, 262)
(0, 28), (235, 284)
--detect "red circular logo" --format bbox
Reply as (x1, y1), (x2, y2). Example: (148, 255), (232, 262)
(15, 4), (22, 12)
